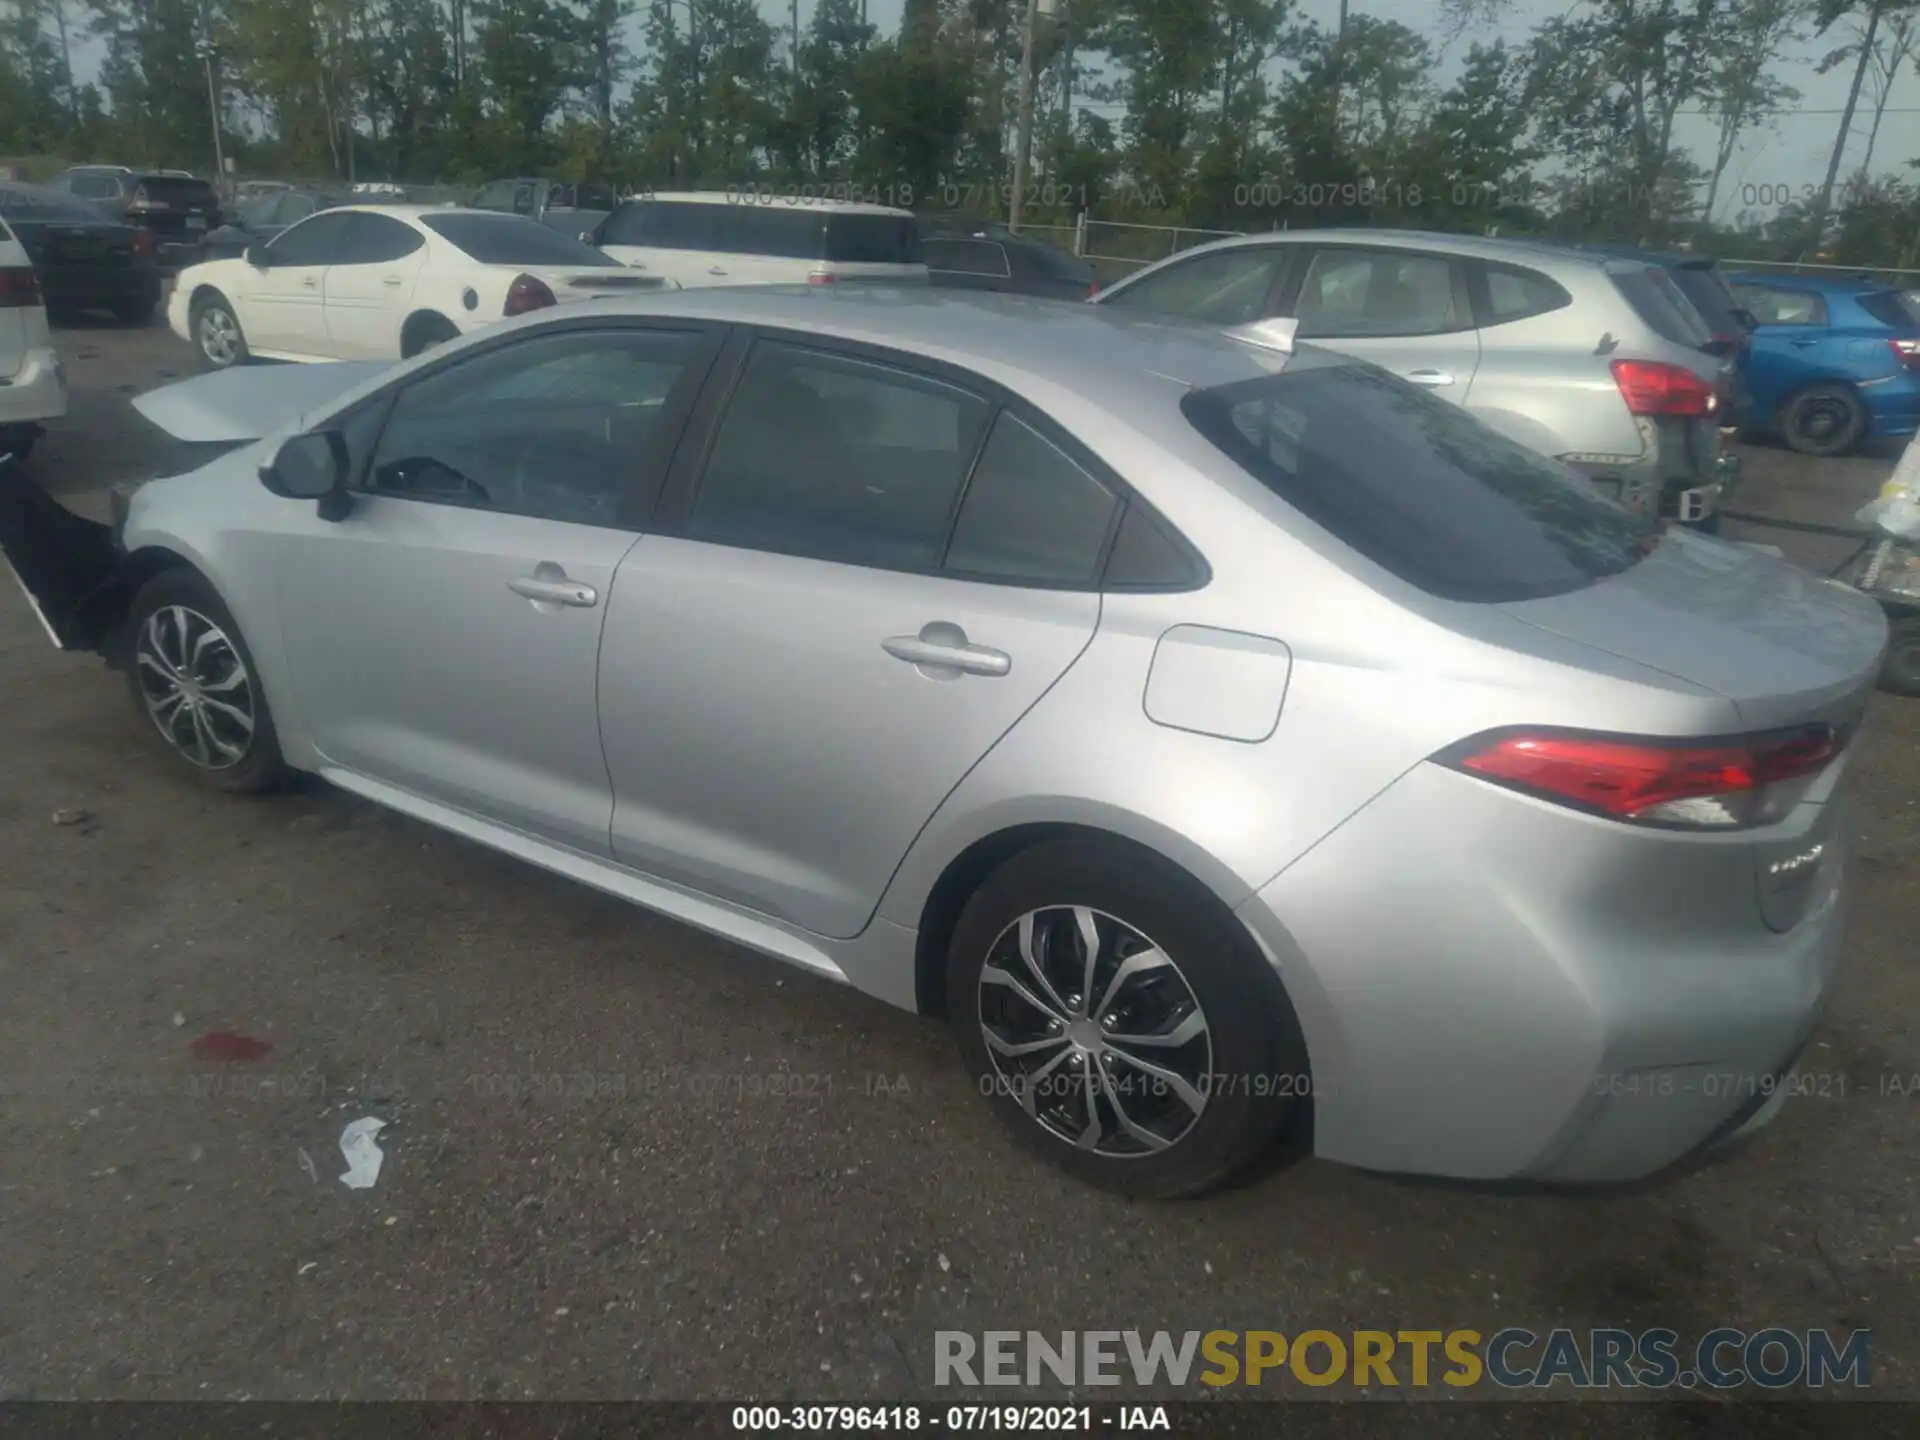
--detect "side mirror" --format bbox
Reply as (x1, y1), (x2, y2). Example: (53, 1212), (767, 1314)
(1732, 308), (1759, 331)
(244, 244), (270, 269)
(260, 430), (353, 520)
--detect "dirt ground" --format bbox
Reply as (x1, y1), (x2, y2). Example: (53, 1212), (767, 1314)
(1, 315), (1916, 1419)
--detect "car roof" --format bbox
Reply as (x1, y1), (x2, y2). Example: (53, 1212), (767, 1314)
(631, 190), (914, 218)
(1179, 227), (1626, 270)
(548, 286), (1315, 395)
(1722, 271), (1897, 295)
(0, 180), (119, 213)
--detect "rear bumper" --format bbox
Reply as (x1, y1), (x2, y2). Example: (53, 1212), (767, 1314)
(1237, 761), (1850, 1185)
(1862, 376), (1920, 438)
(0, 346), (68, 426)
(38, 264), (161, 309)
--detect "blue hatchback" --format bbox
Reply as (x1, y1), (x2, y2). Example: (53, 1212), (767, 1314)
(1724, 273), (1920, 456)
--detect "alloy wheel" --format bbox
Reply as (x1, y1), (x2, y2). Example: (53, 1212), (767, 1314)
(977, 906), (1213, 1158)
(135, 605), (256, 769)
(198, 308), (240, 366)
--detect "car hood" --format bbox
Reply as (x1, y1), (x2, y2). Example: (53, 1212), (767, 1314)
(131, 362), (392, 443)
(1498, 528), (1888, 730)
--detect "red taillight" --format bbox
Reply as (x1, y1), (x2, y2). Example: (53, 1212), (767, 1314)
(1891, 338), (1920, 372)
(1447, 725), (1840, 829)
(132, 230), (155, 259)
(0, 266), (42, 308)
(503, 273), (556, 317)
(806, 269), (837, 286)
(1088, 280), (1101, 298)
(1611, 359), (1719, 418)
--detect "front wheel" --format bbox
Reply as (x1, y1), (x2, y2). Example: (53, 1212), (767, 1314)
(123, 568), (290, 793)
(947, 839), (1306, 1198)
(190, 293), (248, 370)
(1882, 616), (1920, 697)
(1781, 385), (1867, 457)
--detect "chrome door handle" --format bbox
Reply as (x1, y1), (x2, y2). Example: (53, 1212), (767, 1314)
(707, 266), (728, 276)
(381, 276), (403, 287)
(1790, 339), (1818, 348)
(508, 574), (598, 608)
(883, 627), (1011, 678)
(1405, 369), (1454, 386)
(301, 275), (318, 288)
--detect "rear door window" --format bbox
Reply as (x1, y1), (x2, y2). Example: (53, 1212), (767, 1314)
(689, 341), (991, 571)
(824, 213), (922, 264)
(716, 205), (827, 259)
(1735, 284), (1828, 327)
(1181, 359), (1661, 603)
(944, 413), (1119, 584)
(1294, 249), (1469, 338)
(340, 212), (425, 264)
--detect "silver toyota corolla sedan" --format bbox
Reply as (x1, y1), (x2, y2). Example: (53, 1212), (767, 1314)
(0, 287), (1887, 1197)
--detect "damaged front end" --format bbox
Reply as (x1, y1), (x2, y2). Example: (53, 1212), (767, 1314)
(0, 455), (136, 654)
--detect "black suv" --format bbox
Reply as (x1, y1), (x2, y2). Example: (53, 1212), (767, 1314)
(44, 166), (225, 272)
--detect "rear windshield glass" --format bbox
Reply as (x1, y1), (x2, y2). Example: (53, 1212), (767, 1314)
(1858, 291), (1920, 329)
(1612, 266), (1713, 347)
(133, 176), (218, 208)
(0, 184), (110, 224)
(1023, 242), (1095, 282)
(1182, 362), (1662, 603)
(1668, 266), (1743, 335)
(824, 213), (922, 264)
(422, 212), (622, 267)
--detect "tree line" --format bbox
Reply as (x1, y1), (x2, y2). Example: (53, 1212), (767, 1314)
(2, 0), (1918, 266)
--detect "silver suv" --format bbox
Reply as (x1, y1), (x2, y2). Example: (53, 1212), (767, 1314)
(1094, 229), (1739, 527)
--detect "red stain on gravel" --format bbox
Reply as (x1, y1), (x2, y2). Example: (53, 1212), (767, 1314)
(189, 1031), (274, 1063)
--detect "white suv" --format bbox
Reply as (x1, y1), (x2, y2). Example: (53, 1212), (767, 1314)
(588, 192), (928, 289)
(0, 213), (67, 462)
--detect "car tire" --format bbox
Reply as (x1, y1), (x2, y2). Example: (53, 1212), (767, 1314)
(0, 428), (33, 463)
(190, 292), (248, 370)
(1781, 385), (1867, 457)
(946, 838), (1306, 1198)
(402, 314), (460, 358)
(1881, 617), (1920, 698)
(122, 568), (291, 794)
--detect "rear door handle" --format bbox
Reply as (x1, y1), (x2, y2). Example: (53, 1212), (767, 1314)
(301, 275), (318, 288)
(1790, 339), (1819, 348)
(381, 276), (403, 287)
(1405, 369), (1454, 386)
(508, 570), (598, 608)
(707, 266), (729, 277)
(883, 626), (1011, 678)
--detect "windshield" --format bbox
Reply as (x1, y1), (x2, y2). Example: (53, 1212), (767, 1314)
(1669, 266), (1744, 336)
(421, 212), (623, 267)
(1612, 265), (1714, 348)
(1183, 360), (1662, 603)
(132, 176), (219, 208)
(238, 196), (281, 229)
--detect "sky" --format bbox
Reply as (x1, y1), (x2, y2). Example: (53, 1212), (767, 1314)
(70, 0), (1920, 220)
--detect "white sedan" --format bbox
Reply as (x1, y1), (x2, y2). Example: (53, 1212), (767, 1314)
(167, 204), (674, 368)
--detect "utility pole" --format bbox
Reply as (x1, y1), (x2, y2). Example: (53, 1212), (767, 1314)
(1330, 0), (1351, 149)
(1009, 0), (1050, 231)
(194, 5), (224, 195)
(792, 0), (801, 73)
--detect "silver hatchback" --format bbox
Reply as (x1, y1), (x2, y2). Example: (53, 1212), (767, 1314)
(1095, 229), (1740, 526)
(0, 288), (1883, 1196)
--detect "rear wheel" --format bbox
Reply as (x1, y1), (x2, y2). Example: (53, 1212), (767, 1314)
(1882, 617), (1920, 698)
(947, 839), (1306, 1198)
(123, 568), (290, 794)
(190, 293), (248, 370)
(1781, 385), (1866, 457)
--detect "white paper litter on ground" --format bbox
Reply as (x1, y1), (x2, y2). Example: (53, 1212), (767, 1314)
(338, 1117), (388, 1190)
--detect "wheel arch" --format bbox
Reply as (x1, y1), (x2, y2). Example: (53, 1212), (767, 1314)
(908, 817), (1269, 1020)
(400, 309), (459, 357)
